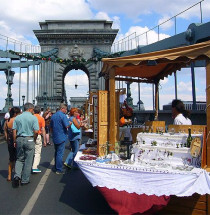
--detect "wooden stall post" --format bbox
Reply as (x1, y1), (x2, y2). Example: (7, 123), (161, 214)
(109, 68), (116, 151)
(154, 81), (159, 120)
(205, 59), (210, 215)
(205, 60), (210, 169)
(207, 60), (210, 169)
(97, 91), (109, 156)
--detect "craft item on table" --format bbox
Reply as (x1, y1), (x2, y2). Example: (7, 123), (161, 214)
(79, 143), (87, 151)
(111, 153), (120, 162)
(80, 155), (97, 160)
(115, 142), (120, 155)
(85, 128), (93, 132)
(190, 137), (201, 158)
(96, 158), (111, 163)
(85, 138), (97, 147)
(106, 160), (121, 165)
(82, 147), (97, 155)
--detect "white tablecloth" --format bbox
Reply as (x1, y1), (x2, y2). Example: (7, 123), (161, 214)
(75, 151), (210, 197)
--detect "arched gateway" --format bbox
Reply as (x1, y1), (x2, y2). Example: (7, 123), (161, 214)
(34, 20), (118, 108)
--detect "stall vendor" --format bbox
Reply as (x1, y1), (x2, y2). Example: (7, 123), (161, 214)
(172, 99), (192, 125)
(119, 100), (133, 127)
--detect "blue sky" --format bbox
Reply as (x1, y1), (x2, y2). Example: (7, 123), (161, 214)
(0, 0), (209, 110)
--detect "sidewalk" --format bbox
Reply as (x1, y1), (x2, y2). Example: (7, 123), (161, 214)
(0, 135), (116, 215)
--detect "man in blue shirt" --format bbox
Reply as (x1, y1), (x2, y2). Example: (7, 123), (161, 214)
(12, 103), (39, 187)
(50, 103), (70, 174)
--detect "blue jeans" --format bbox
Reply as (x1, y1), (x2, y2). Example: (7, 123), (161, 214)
(14, 137), (35, 183)
(65, 139), (80, 167)
(54, 141), (66, 172)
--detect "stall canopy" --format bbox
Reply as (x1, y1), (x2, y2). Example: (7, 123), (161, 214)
(100, 40), (210, 166)
(101, 40), (210, 83)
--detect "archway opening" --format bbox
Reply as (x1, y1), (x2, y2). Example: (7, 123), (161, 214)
(64, 69), (89, 110)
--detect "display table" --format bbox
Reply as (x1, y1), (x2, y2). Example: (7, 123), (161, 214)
(135, 132), (203, 168)
(75, 147), (210, 214)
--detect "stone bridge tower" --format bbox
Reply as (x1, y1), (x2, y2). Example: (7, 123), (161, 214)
(34, 20), (118, 108)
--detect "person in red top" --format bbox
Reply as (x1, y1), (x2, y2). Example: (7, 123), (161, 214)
(32, 106), (46, 173)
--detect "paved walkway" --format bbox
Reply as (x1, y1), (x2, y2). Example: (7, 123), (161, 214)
(0, 135), (116, 215)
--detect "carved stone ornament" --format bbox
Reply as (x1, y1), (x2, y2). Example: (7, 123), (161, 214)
(69, 44), (84, 60)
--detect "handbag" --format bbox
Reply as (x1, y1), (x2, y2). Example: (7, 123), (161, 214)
(71, 122), (80, 133)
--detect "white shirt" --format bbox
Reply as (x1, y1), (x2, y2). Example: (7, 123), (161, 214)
(173, 113), (192, 125)
(4, 112), (10, 120)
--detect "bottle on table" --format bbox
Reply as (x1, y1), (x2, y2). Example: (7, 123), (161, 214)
(187, 128), (193, 148)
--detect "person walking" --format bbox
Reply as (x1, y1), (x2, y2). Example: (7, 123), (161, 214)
(43, 107), (52, 146)
(12, 103), (39, 188)
(32, 106), (46, 173)
(4, 107), (21, 181)
(64, 108), (83, 169)
(50, 103), (70, 174)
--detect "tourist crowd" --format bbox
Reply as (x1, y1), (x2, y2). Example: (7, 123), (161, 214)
(3, 102), (84, 188)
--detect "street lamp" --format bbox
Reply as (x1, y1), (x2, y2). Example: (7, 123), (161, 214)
(43, 92), (47, 110)
(125, 80), (133, 108)
(3, 70), (15, 112)
(22, 95), (25, 106)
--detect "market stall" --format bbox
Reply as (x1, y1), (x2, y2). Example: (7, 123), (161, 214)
(75, 40), (210, 214)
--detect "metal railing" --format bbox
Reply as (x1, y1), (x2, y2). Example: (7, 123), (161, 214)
(0, 33), (41, 53)
(111, 0), (205, 53)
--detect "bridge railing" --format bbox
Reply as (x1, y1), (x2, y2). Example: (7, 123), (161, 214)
(111, 0), (205, 53)
(0, 33), (41, 54)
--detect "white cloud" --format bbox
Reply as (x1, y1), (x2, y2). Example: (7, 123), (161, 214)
(160, 77), (168, 85)
(114, 25), (170, 50)
(0, 0), (93, 49)
(158, 16), (174, 31)
(87, 0), (210, 20)
(112, 16), (121, 31)
(178, 81), (192, 93)
(95, 12), (111, 20)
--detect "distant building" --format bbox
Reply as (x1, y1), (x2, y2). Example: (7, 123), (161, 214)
(69, 97), (87, 110)
(163, 101), (206, 111)
(133, 100), (145, 110)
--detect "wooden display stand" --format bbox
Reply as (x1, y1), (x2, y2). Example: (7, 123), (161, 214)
(145, 121), (165, 133)
(168, 125), (206, 134)
(131, 128), (143, 143)
(97, 90), (120, 157)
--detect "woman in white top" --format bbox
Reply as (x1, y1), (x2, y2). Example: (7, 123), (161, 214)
(172, 99), (192, 125)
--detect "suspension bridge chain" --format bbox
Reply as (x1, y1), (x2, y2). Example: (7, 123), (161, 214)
(0, 48), (59, 70)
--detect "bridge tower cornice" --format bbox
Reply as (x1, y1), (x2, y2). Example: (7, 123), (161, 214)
(34, 20), (118, 109)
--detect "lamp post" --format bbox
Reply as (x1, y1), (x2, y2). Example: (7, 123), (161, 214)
(3, 70), (15, 112)
(22, 95), (25, 106)
(125, 81), (133, 108)
(43, 92), (47, 110)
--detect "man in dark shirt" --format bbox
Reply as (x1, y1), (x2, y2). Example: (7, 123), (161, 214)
(50, 103), (70, 174)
